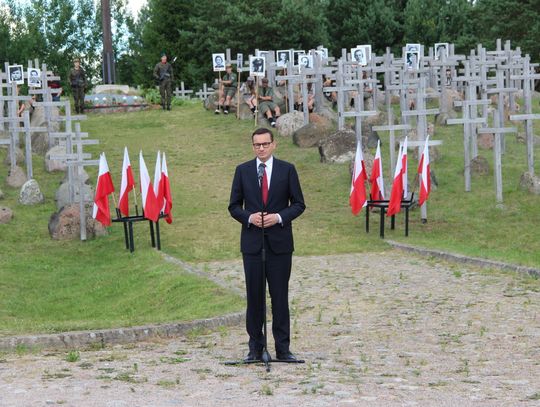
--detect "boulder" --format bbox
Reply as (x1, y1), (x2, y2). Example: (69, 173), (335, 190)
(314, 105), (337, 124)
(237, 103), (255, 120)
(6, 166), (28, 188)
(318, 130), (356, 163)
(0, 206), (13, 224)
(3, 147), (25, 166)
(478, 133), (494, 150)
(19, 179), (45, 205)
(519, 172), (540, 195)
(471, 156), (489, 176)
(55, 182), (94, 210)
(292, 115), (335, 148)
(48, 203), (108, 240)
(276, 111), (304, 137)
(45, 145), (67, 172)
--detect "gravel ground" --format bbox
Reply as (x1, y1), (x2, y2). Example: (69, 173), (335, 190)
(1, 251), (539, 407)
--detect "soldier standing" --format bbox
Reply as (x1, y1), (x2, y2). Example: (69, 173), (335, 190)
(69, 58), (86, 114)
(153, 53), (174, 110)
(216, 63), (237, 115)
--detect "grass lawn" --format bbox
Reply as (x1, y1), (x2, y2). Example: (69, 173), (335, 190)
(1, 97), (539, 335)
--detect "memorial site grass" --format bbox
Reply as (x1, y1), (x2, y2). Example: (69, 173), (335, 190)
(1, 98), (539, 335)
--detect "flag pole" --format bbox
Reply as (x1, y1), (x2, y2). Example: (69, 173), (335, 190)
(236, 66), (241, 120)
(254, 76), (259, 127)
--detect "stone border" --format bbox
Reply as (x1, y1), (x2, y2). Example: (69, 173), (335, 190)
(388, 240), (540, 278)
(0, 312), (244, 352)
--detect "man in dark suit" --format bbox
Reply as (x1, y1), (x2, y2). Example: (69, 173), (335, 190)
(229, 127), (306, 362)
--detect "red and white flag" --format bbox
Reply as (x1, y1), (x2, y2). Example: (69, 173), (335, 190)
(139, 151), (161, 222)
(153, 151), (164, 211)
(92, 153), (115, 226)
(387, 137), (408, 217)
(161, 152), (173, 224)
(349, 140), (368, 215)
(401, 136), (408, 198)
(418, 135), (431, 206)
(369, 139), (385, 200)
(118, 147), (135, 217)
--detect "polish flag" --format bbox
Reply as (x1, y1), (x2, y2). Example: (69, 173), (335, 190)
(387, 138), (408, 217)
(161, 152), (173, 224)
(153, 151), (164, 211)
(139, 151), (160, 222)
(418, 136), (431, 206)
(118, 147), (135, 217)
(401, 136), (408, 198)
(349, 140), (368, 215)
(369, 140), (385, 200)
(92, 153), (115, 226)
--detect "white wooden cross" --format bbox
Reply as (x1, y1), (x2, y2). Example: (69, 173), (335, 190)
(509, 55), (540, 175)
(173, 81), (193, 99)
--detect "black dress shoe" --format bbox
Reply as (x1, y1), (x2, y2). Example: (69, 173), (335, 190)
(276, 351), (297, 361)
(244, 351), (262, 362)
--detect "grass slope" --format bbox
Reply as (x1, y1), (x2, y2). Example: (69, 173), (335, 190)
(1, 98), (539, 335)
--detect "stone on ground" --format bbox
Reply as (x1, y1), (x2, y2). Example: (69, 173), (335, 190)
(275, 111), (304, 137)
(519, 171), (540, 195)
(471, 155), (490, 176)
(6, 166), (28, 188)
(45, 145), (67, 173)
(48, 203), (107, 240)
(19, 179), (44, 205)
(0, 206), (13, 224)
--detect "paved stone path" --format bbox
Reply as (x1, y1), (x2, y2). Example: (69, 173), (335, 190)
(1, 251), (539, 406)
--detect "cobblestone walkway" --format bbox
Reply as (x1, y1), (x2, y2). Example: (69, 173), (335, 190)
(1, 251), (539, 406)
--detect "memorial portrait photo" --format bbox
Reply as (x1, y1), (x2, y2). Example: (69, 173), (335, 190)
(212, 53), (226, 72)
(277, 50), (291, 68)
(250, 56), (265, 77)
(435, 43), (449, 61)
(28, 68), (42, 87)
(8, 65), (24, 84)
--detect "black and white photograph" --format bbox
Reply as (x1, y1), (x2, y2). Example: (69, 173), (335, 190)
(435, 42), (449, 61)
(406, 43), (421, 53)
(298, 54), (313, 71)
(212, 53), (226, 72)
(236, 53), (243, 70)
(276, 50), (291, 68)
(28, 68), (42, 87)
(8, 65), (24, 84)
(316, 47), (329, 60)
(256, 50), (271, 61)
(249, 56), (265, 77)
(406, 50), (420, 70)
(351, 46), (367, 66)
(293, 50), (305, 66)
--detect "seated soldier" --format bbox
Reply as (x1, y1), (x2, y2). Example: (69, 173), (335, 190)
(240, 76), (257, 115)
(294, 81), (315, 113)
(258, 77), (281, 127)
(216, 63), (237, 114)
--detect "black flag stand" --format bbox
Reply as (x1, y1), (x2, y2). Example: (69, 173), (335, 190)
(224, 163), (304, 372)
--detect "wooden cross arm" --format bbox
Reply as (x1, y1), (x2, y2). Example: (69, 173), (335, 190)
(372, 124), (412, 132)
(341, 110), (378, 118)
(446, 117), (487, 125)
(509, 114), (540, 121)
(477, 127), (517, 134)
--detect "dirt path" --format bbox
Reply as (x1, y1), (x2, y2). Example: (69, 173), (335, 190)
(1, 251), (539, 406)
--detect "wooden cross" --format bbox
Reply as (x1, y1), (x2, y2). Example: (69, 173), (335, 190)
(275, 60), (301, 114)
(509, 55), (540, 175)
(196, 83), (214, 100)
(21, 110), (46, 179)
(50, 123), (99, 240)
(173, 81), (193, 99)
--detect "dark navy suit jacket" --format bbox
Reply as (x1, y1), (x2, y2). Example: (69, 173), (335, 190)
(228, 157), (305, 254)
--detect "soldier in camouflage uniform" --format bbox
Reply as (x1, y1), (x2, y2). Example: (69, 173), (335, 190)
(69, 58), (86, 114)
(153, 53), (174, 110)
(258, 78), (281, 127)
(215, 63), (237, 115)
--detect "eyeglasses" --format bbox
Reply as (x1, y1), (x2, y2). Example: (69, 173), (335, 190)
(253, 142), (272, 149)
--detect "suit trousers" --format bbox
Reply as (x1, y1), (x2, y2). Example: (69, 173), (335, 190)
(242, 241), (292, 355)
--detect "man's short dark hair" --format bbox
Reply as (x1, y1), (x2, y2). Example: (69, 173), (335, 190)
(252, 127), (274, 141)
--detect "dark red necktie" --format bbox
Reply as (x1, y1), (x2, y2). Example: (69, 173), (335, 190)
(261, 164), (268, 205)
